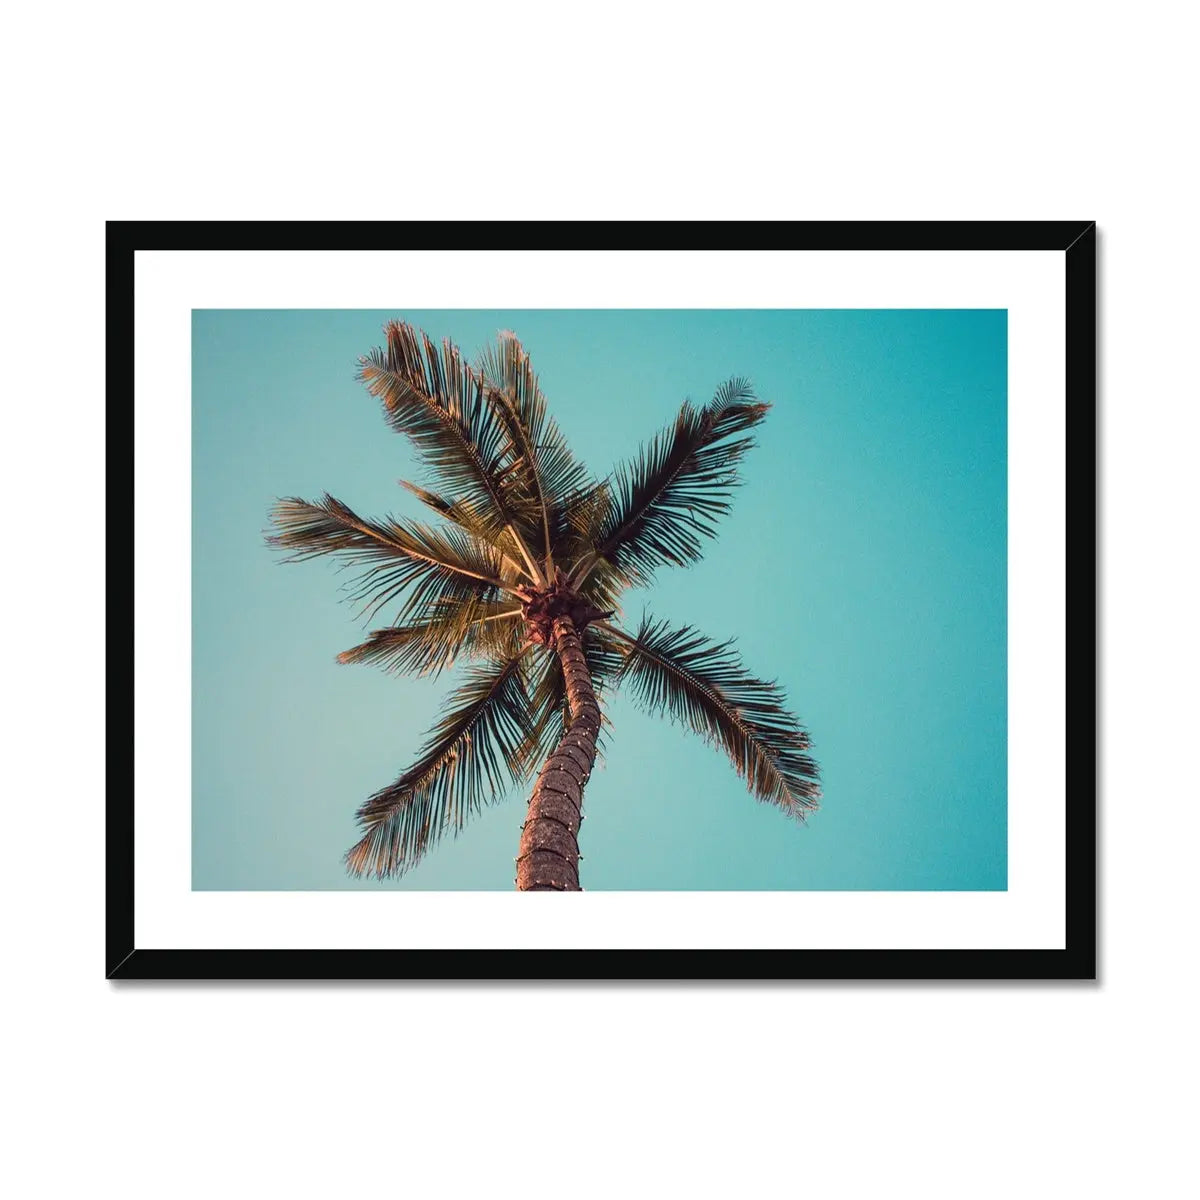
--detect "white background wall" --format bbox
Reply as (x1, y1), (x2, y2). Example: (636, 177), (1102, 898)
(3, 3), (1193, 1198)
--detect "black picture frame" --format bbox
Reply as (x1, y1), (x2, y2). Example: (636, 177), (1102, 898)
(109, 220), (1096, 981)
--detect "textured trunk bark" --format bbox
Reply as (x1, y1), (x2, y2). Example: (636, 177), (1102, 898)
(516, 615), (600, 891)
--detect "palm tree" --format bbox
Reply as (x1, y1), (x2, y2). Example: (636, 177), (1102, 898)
(268, 321), (820, 890)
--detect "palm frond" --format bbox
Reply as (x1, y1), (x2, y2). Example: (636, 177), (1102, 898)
(337, 601), (523, 678)
(574, 555), (628, 622)
(476, 330), (591, 567)
(574, 379), (768, 588)
(605, 616), (820, 815)
(358, 322), (542, 573)
(399, 480), (528, 583)
(345, 652), (535, 879)
(267, 494), (513, 624)
(548, 479), (611, 571)
(547, 481), (626, 616)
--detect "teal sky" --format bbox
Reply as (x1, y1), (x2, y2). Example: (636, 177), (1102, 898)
(192, 308), (1006, 891)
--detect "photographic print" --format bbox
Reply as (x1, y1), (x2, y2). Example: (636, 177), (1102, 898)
(111, 222), (1095, 978)
(198, 308), (1004, 894)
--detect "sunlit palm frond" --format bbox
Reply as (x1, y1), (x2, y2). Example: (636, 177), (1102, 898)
(345, 652), (535, 879)
(399, 480), (528, 584)
(548, 479), (611, 569)
(574, 378), (768, 588)
(547, 481), (626, 616)
(267, 494), (513, 624)
(604, 616), (820, 815)
(476, 330), (592, 565)
(337, 601), (523, 678)
(358, 322), (542, 567)
(575, 556), (628, 623)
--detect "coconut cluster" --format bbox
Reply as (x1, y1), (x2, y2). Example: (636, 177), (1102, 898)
(517, 568), (613, 646)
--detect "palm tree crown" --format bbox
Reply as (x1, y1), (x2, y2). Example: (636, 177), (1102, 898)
(268, 321), (820, 885)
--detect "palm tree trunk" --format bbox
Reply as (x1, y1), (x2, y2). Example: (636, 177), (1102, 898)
(516, 615), (600, 890)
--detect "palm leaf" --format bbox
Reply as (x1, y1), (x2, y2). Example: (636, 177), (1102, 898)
(605, 616), (820, 814)
(267, 493), (513, 624)
(398, 480), (528, 584)
(548, 479), (611, 574)
(358, 322), (542, 572)
(337, 601), (523, 678)
(548, 481), (626, 617)
(575, 379), (768, 588)
(476, 330), (591, 567)
(345, 652), (535, 879)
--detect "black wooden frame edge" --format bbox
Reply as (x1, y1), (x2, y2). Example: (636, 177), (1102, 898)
(106, 219), (1093, 252)
(109, 220), (1097, 982)
(108, 220), (135, 981)
(109, 946), (1096, 981)
(1063, 223), (1097, 980)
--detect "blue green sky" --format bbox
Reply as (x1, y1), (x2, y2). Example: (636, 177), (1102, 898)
(192, 308), (1006, 890)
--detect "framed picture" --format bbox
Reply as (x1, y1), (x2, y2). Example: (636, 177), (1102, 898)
(110, 220), (1096, 980)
